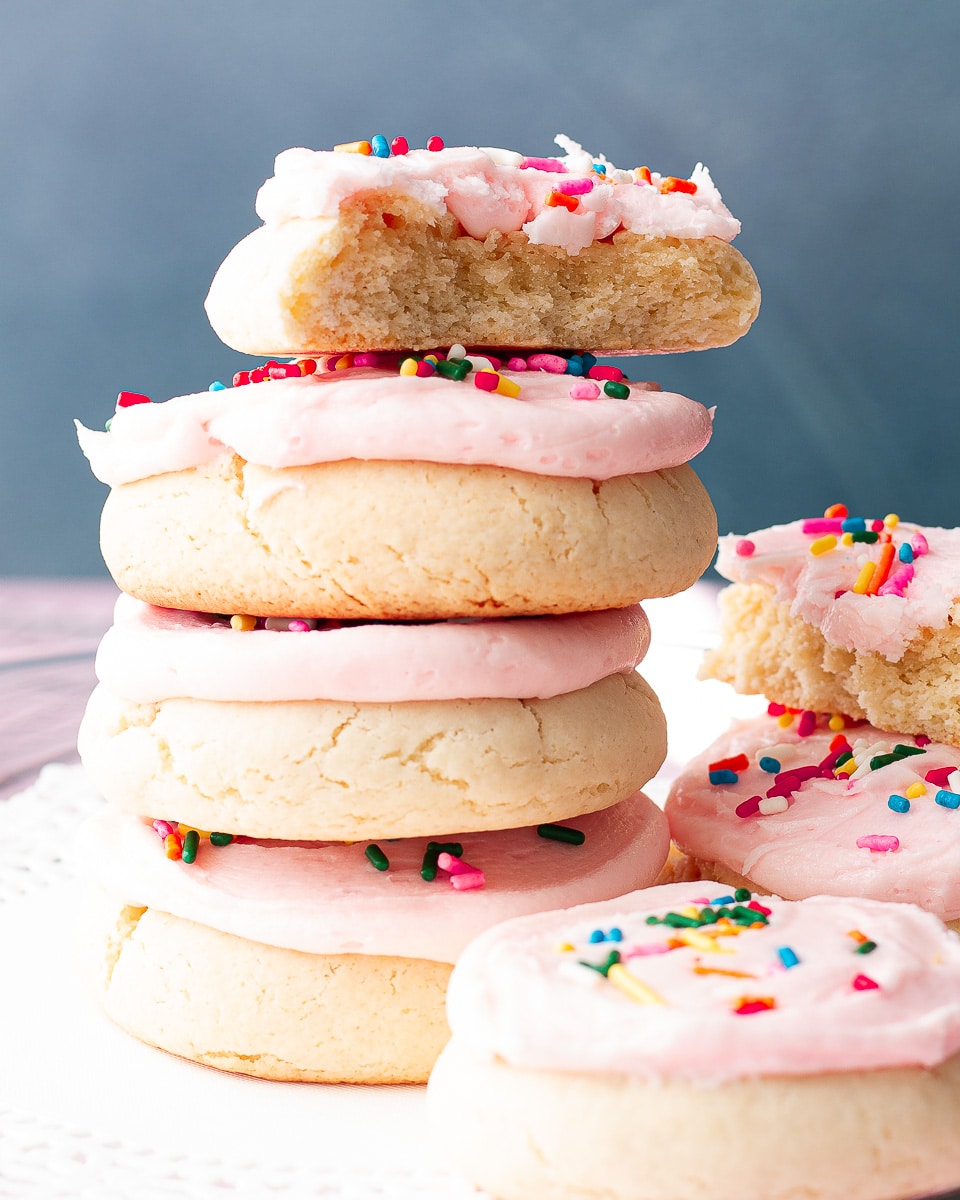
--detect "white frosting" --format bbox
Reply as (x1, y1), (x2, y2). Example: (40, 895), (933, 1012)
(253, 136), (741, 250)
(77, 795), (670, 963)
(75, 368), (714, 489)
(96, 595), (651, 704)
(445, 883), (960, 1080)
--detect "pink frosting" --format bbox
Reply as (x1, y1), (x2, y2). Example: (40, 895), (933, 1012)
(444, 881), (960, 1080)
(75, 368), (713, 489)
(96, 595), (650, 704)
(76, 794), (669, 963)
(715, 518), (960, 661)
(254, 136), (741, 249)
(666, 714), (960, 920)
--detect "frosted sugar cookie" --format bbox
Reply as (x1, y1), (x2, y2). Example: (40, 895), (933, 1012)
(702, 507), (960, 743)
(77, 359), (717, 618)
(428, 882), (960, 1200)
(77, 793), (669, 1083)
(204, 135), (760, 356)
(665, 710), (960, 925)
(78, 596), (666, 838)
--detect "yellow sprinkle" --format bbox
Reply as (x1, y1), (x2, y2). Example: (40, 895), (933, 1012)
(677, 930), (733, 954)
(841, 531), (854, 546)
(835, 758), (858, 776)
(810, 534), (838, 556)
(334, 354), (353, 370)
(230, 614), (257, 631)
(334, 140), (372, 155)
(606, 963), (665, 1006)
(828, 714), (847, 731)
(847, 929), (868, 944)
(399, 358), (419, 376)
(554, 942), (575, 953)
(178, 823), (211, 840)
(777, 713), (795, 728)
(853, 561), (876, 594)
(679, 905), (702, 919)
(905, 782), (927, 799)
(693, 965), (756, 979)
(884, 513), (900, 529)
(423, 354), (440, 365)
(494, 375), (523, 399)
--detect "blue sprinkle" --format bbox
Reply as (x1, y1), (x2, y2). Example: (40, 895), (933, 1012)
(778, 946), (800, 969)
(608, 927), (623, 942)
(936, 789), (960, 810)
(758, 756), (781, 773)
(208, 380), (226, 391)
(588, 928), (605, 943)
(899, 543), (915, 563)
(711, 895), (736, 906)
(709, 769), (738, 785)
(593, 162), (606, 174)
(581, 352), (597, 370)
(371, 134), (390, 158)
(888, 795), (911, 813)
(565, 356), (585, 376)
(841, 517), (866, 533)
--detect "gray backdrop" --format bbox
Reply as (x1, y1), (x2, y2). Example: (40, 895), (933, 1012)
(2, 0), (958, 576)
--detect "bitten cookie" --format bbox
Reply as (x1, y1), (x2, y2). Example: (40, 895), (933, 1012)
(77, 364), (718, 618)
(77, 794), (670, 1083)
(701, 508), (960, 744)
(428, 883), (960, 1200)
(665, 710), (960, 926)
(204, 136), (760, 356)
(78, 597), (667, 838)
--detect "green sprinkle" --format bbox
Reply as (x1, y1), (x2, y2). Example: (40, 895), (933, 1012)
(438, 842), (463, 857)
(579, 949), (621, 976)
(870, 753), (899, 770)
(663, 912), (703, 928)
(698, 907), (719, 924)
(420, 843), (440, 882)
(893, 744), (926, 758)
(834, 750), (854, 767)
(181, 829), (200, 864)
(209, 832), (233, 847)
(856, 940), (878, 954)
(734, 887), (752, 902)
(732, 905), (766, 925)
(104, 416), (113, 432)
(645, 915), (661, 925)
(436, 358), (471, 381)
(603, 380), (630, 400)
(537, 823), (586, 846)
(850, 530), (879, 543)
(365, 844), (390, 871)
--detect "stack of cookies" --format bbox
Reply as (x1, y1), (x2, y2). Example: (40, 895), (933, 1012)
(666, 508), (960, 927)
(75, 134), (759, 1082)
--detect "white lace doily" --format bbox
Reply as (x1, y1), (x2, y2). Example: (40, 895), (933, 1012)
(0, 765), (479, 1200)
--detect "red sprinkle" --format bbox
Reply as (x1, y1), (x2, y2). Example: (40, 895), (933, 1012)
(735, 795), (763, 819)
(734, 997), (775, 1015)
(391, 136), (409, 156)
(852, 974), (880, 991)
(709, 753), (750, 774)
(925, 766), (957, 787)
(767, 702), (787, 717)
(116, 391), (151, 408)
(587, 365), (624, 383)
(735, 539), (755, 557)
(426, 135), (444, 152)
(233, 371), (250, 387)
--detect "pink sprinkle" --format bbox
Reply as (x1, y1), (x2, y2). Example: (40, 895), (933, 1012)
(268, 364), (300, 379)
(391, 136), (409, 156)
(587, 365), (624, 382)
(437, 852), (478, 875)
(735, 795), (762, 818)
(626, 942), (674, 958)
(767, 702), (786, 717)
(878, 564), (914, 596)
(748, 899), (772, 916)
(288, 619), (311, 632)
(735, 1000), (774, 1016)
(852, 974), (880, 991)
(555, 177), (595, 195)
(527, 353), (568, 374)
(801, 518), (844, 535)
(870, 519), (885, 532)
(735, 539), (755, 557)
(569, 381), (601, 401)
(856, 834), (899, 852)
(911, 533), (929, 556)
(474, 370), (500, 393)
(152, 819), (177, 839)
(507, 356), (528, 371)
(916, 735), (932, 747)
(797, 710), (817, 737)
(450, 870), (485, 891)
(520, 156), (566, 172)
(351, 352), (381, 368)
